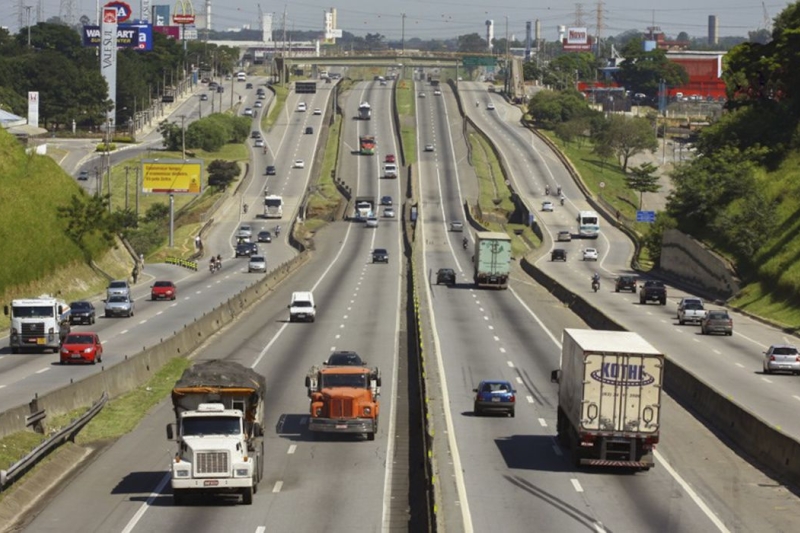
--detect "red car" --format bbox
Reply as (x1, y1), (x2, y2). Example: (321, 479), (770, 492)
(151, 280), (177, 301)
(385, 154), (396, 163)
(60, 333), (103, 364)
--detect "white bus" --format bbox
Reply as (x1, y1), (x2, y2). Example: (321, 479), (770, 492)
(577, 210), (600, 239)
(264, 195), (283, 219)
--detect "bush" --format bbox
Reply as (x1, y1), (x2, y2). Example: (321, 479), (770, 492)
(95, 142), (117, 152)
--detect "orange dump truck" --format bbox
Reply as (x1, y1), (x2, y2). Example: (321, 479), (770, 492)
(305, 362), (381, 440)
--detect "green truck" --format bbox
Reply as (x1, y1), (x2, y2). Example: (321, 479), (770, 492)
(473, 231), (512, 289)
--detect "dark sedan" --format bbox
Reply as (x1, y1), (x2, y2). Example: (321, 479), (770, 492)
(324, 351), (366, 366)
(551, 249), (567, 262)
(436, 268), (456, 285)
(235, 242), (259, 257)
(372, 248), (389, 263)
(615, 275), (637, 292)
(69, 301), (96, 325)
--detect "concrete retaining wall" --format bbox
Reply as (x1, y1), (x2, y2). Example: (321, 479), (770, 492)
(660, 228), (740, 300)
(520, 253), (800, 488)
(0, 252), (309, 439)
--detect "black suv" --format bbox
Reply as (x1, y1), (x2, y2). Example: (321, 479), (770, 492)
(639, 280), (667, 305)
(551, 249), (567, 261)
(372, 248), (389, 263)
(69, 301), (96, 325)
(436, 268), (456, 285)
(266, 165), (276, 175)
(323, 351), (366, 366)
(235, 242), (258, 257)
(615, 275), (637, 292)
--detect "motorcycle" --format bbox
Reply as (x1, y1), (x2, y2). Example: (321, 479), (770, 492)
(210, 261), (218, 274)
(275, 226), (281, 237)
(243, 203), (248, 214)
(592, 279), (600, 292)
(560, 196), (565, 206)
(545, 186), (550, 196)
(462, 239), (468, 250)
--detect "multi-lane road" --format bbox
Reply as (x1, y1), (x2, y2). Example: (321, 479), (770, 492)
(9, 74), (800, 532)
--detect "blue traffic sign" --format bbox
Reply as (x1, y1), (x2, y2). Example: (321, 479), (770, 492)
(636, 210), (656, 223)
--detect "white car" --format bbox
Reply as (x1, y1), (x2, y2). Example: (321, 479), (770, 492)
(542, 201), (554, 212)
(434, 89), (442, 96)
(254, 139), (265, 148)
(487, 102), (496, 110)
(383, 207), (395, 218)
(243, 108), (253, 116)
(424, 144), (435, 152)
(297, 102), (307, 112)
(449, 221), (464, 232)
(248, 255), (267, 273)
(237, 224), (253, 238)
(418, 92), (426, 98)
(313, 108), (322, 115)
(254, 101), (263, 108)
(583, 248), (599, 261)
(365, 217), (379, 228)
(293, 159), (305, 169)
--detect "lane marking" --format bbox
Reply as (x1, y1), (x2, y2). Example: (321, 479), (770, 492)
(138, 320), (147, 325)
(507, 361), (514, 367)
(526, 396), (534, 404)
(120, 330), (128, 335)
(793, 395), (800, 402)
(287, 444), (297, 454)
(35, 368), (49, 374)
(713, 349), (721, 355)
(735, 363), (744, 368)
(272, 481), (283, 493)
(515, 376), (523, 384)
(0, 385), (5, 390)
(488, 325), (494, 330)
(256, 527), (266, 533)
(570, 478), (584, 492)
(120, 472), (170, 533)
(493, 336), (500, 341)
(538, 418), (548, 427)
(552, 445), (562, 456)
(762, 377), (773, 383)
(499, 347), (506, 353)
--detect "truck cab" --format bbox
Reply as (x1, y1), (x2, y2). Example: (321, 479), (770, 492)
(305, 364), (381, 440)
(5, 295), (70, 353)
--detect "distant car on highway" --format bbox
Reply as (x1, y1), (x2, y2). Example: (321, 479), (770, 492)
(542, 201), (554, 212)
(424, 144), (435, 152)
(266, 165), (276, 175)
(385, 154), (396, 163)
(297, 102), (307, 112)
(151, 281), (177, 301)
(324, 351), (365, 366)
(245, 82), (253, 89)
(436, 268), (456, 285)
(106, 280), (131, 299)
(449, 221), (464, 232)
(551, 249), (567, 262)
(254, 100), (262, 108)
(105, 295), (134, 318)
(200, 94), (208, 101)
(235, 242), (258, 257)
(77, 170), (89, 181)
(254, 139), (265, 148)
(248, 255), (267, 273)
(614, 275), (637, 293)
(763, 345), (800, 375)
(381, 195), (393, 206)
(557, 231), (572, 242)
(237, 225), (253, 238)
(365, 216), (379, 228)
(313, 108), (322, 115)
(257, 230), (272, 243)
(293, 159), (305, 168)
(305, 126), (314, 134)
(69, 301), (96, 325)
(582, 248), (598, 261)
(243, 108), (253, 116)
(487, 102), (495, 110)
(434, 89), (442, 96)
(372, 248), (388, 263)
(473, 380), (515, 417)
(418, 92), (426, 98)
(383, 207), (395, 218)
(60, 332), (103, 365)
(701, 310), (733, 336)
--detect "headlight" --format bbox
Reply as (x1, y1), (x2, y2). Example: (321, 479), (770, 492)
(363, 407), (371, 415)
(175, 469), (190, 478)
(84, 347), (93, 353)
(235, 468), (249, 477)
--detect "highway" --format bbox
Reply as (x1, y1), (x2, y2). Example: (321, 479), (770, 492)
(417, 79), (800, 532)
(20, 78), (411, 531)
(0, 78), (323, 412)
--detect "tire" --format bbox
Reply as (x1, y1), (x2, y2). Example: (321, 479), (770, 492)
(764, 366), (771, 374)
(105, 312), (110, 318)
(11, 347), (19, 354)
(241, 487), (253, 505)
(90, 316), (95, 325)
(509, 409), (515, 418)
(367, 431), (375, 441)
(660, 299), (666, 305)
(473, 403), (481, 416)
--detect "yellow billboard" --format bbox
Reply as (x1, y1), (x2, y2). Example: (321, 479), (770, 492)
(142, 159), (203, 194)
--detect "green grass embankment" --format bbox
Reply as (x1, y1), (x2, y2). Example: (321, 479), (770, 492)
(395, 79), (417, 165)
(305, 114), (344, 233)
(264, 85), (289, 131)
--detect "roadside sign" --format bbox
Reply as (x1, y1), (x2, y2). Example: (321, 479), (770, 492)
(462, 56), (497, 68)
(104, 1), (132, 23)
(636, 210), (656, 223)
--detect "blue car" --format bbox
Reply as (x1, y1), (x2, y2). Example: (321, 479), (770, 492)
(473, 380), (516, 417)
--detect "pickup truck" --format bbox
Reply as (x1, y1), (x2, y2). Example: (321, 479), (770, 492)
(639, 280), (666, 305)
(677, 297), (706, 325)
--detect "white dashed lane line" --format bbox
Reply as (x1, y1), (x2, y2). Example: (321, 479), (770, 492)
(793, 395), (800, 402)
(762, 377), (773, 383)
(499, 347), (506, 353)
(287, 445), (297, 455)
(538, 418), (548, 427)
(36, 368), (49, 374)
(570, 478), (584, 492)
(488, 325), (494, 330)
(735, 363), (744, 368)
(272, 481), (283, 493)
(120, 330), (129, 335)
(515, 376), (523, 384)
(507, 361), (515, 368)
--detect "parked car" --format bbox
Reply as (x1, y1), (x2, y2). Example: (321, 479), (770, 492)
(557, 230), (572, 242)
(473, 380), (516, 417)
(701, 310), (733, 336)
(106, 280), (131, 299)
(235, 242), (259, 257)
(614, 275), (637, 293)
(449, 221), (464, 232)
(266, 165), (276, 175)
(324, 351), (365, 366)
(436, 268), (456, 285)
(69, 301), (96, 325)
(763, 345), (800, 375)
(582, 248), (598, 261)
(542, 201), (554, 212)
(551, 249), (567, 262)
(151, 280), (177, 301)
(257, 230), (272, 243)
(248, 255), (267, 273)
(372, 248), (388, 263)
(105, 295), (134, 318)
(59, 332), (103, 365)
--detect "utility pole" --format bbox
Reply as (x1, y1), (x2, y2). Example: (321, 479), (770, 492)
(401, 13), (406, 54)
(179, 115), (186, 159)
(505, 15), (510, 96)
(24, 5), (32, 47)
(124, 166), (130, 210)
(135, 166), (140, 220)
(595, 1), (604, 59)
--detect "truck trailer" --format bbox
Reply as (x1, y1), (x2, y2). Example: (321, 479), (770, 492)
(472, 232), (512, 289)
(359, 135), (376, 155)
(4, 295), (70, 353)
(551, 329), (664, 470)
(166, 360), (266, 505)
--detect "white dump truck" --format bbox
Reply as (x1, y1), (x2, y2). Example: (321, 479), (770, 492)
(166, 360), (266, 504)
(4, 295), (70, 353)
(551, 329), (664, 470)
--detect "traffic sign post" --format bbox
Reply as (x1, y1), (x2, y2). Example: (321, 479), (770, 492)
(462, 56), (497, 69)
(636, 210), (656, 223)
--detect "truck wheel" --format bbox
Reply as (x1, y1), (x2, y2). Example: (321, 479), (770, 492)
(660, 299), (666, 305)
(367, 431), (375, 441)
(11, 347), (18, 354)
(241, 487), (253, 505)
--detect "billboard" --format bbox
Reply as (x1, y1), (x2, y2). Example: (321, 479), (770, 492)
(142, 159), (203, 194)
(83, 23), (153, 50)
(154, 25), (180, 39)
(101, 8), (118, 125)
(104, 1), (133, 23)
(153, 4), (170, 26)
(28, 91), (39, 128)
(563, 26), (592, 51)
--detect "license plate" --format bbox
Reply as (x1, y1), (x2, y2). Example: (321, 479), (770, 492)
(71, 354), (82, 359)
(491, 397), (501, 402)
(335, 424), (347, 429)
(203, 480), (219, 486)
(37, 338), (45, 345)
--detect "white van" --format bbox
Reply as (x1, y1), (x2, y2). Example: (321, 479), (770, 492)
(288, 291), (316, 322)
(236, 72), (247, 82)
(383, 163), (398, 179)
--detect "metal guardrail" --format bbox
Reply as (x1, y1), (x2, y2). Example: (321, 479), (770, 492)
(0, 392), (108, 490)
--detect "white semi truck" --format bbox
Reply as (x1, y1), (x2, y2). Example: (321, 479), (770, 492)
(4, 295), (70, 353)
(358, 101), (371, 120)
(166, 360), (266, 505)
(551, 329), (664, 470)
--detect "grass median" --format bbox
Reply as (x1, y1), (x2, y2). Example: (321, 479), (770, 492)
(305, 114), (344, 234)
(263, 85), (288, 131)
(395, 79), (417, 165)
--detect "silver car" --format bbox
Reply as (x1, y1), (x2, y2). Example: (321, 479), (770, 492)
(248, 255), (267, 273)
(106, 279), (131, 299)
(449, 221), (464, 232)
(365, 217), (379, 228)
(105, 295), (135, 318)
(237, 224), (253, 238)
(763, 345), (800, 375)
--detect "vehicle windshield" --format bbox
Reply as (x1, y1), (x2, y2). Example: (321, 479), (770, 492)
(154, 281), (172, 287)
(12, 305), (54, 318)
(66, 334), (94, 344)
(108, 296), (128, 303)
(707, 312), (727, 319)
(251, 256), (265, 262)
(320, 373), (368, 388)
(71, 302), (91, 310)
(182, 415), (241, 436)
(265, 199), (282, 207)
(293, 301), (313, 308)
(685, 303), (703, 310)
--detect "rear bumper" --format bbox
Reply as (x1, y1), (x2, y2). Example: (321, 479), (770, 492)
(580, 458), (654, 468)
(309, 417), (376, 434)
(172, 477), (253, 490)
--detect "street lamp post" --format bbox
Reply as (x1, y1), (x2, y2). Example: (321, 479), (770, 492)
(179, 115), (187, 159)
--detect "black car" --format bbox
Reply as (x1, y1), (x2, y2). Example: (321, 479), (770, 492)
(69, 301), (96, 325)
(266, 165), (276, 175)
(551, 249), (567, 261)
(381, 195), (393, 206)
(615, 275), (637, 292)
(324, 351), (366, 366)
(251, 130), (261, 139)
(235, 242), (258, 257)
(245, 82), (253, 89)
(372, 248), (389, 263)
(436, 268), (456, 285)
(77, 170), (89, 181)
(257, 230), (272, 243)
(305, 126), (314, 134)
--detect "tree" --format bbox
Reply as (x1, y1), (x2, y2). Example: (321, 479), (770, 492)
(457, 33), (487, 53)
(593, 115), (657, 172)
(207, 160), (240, 189)
(554, 119), (589, 147)
(57, 193), (114, 255)
(626, 162), (661, 209)
(527, 89), (597, 128)
(614, 37), (689, 97)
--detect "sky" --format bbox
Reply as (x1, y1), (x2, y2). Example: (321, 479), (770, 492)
(0, 1), (785, 42)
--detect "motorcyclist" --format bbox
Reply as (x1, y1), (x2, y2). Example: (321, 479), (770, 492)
(476, 101), (479, 107)
(545, 184), (550, 196)
(210, 258), (217, 273)
(216, 254), (222, 269)
(560, 194), (565, 206)
(591, 272), (600, 290)
(557, 185), (562, 196)
(275, 225), (281, 236)
(243, 203), (248, 214)
(462, 237), (468, 249)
